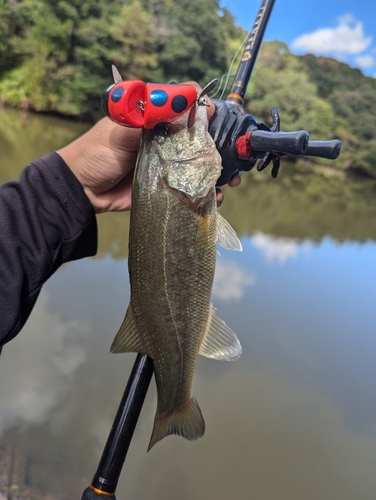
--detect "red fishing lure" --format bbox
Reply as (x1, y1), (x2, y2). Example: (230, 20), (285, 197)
(102, 80), (197, 129)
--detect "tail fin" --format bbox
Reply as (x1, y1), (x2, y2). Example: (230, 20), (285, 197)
(148, 397), (205, 451)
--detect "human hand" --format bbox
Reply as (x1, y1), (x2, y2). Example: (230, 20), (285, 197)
(57, 83), (241, 214)
(57, 118), (140, 213)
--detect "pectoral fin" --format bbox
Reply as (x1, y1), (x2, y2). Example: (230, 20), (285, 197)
(216, 212), (242, 251)
(199, 305), (242, 361)
(110, 305), (148, 354)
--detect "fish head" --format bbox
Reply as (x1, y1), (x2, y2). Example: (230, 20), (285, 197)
(155, 106), (222, 202)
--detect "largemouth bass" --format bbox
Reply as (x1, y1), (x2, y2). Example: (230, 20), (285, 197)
(111, 105), (242, 450)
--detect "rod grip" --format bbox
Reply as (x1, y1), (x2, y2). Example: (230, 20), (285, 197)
(250, 130), (309, 156)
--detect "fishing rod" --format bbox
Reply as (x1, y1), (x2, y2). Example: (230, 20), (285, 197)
(81, 354), (153, 499)
(82, 0), (341, 497)
(225, 0), (276, 111)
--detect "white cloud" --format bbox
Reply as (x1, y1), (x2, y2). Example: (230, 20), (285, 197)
(355, 54), (375, 69)
(212, 260), (255, 302)
(251, 232), (302, 264)
(0, 291), (89, 435)
(291, 15), (372, 56)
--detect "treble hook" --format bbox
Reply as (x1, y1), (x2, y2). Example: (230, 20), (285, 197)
(197, 79), (218, 107)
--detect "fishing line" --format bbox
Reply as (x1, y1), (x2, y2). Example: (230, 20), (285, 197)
(167, 32), (248, 102)
(210, 72), (235, 99)
(210, 31), (250, 100)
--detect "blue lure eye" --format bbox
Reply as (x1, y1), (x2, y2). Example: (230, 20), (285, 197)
(111, 86), (124, 102)
(171, 95), (188, 113)
(150, 89), (168, 106)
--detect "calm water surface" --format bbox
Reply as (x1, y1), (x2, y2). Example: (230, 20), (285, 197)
(1, 109), (376, 499)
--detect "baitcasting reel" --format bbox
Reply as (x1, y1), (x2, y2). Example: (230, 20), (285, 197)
(209, 99), (341, 186)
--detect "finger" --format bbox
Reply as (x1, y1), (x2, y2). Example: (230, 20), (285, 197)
(93, 168), (134, 213)
(216, 188), (223, 207)
(205, 96), (216, 120)
(228, 174), (241, 188)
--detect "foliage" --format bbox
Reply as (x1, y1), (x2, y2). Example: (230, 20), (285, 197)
(299, 54), (376, 175)
(247, 42), (318, 132)
(0, 0), (243, 117)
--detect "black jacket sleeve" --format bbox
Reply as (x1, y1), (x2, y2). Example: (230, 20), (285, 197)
(0, 151), (97, 347)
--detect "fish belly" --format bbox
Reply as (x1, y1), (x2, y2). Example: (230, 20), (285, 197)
(131, 180), (216, 398)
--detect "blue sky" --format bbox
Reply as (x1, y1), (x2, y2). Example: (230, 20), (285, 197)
(222, 0), (376, 78)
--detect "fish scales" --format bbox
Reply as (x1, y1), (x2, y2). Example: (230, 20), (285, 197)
(131, 179), (216, 407)
(111, 106), (242, 450)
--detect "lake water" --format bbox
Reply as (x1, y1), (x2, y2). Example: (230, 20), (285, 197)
(1, 108), (376, 500)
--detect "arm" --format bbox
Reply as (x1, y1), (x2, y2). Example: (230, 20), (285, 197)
(0, 115), (143, 347)
(0, 152), (97, 347)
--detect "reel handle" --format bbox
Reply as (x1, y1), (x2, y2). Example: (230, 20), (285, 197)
(304, 140), (341, 160)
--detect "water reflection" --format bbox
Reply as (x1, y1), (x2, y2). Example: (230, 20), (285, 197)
(0, 292), (89, 436)
(1, 236), (376, 499)
(0, 108), (89, 183)
(1, 109), (376, 499)
(213, 260), (256, 302)
(251, 232), (307, 263)
(220, 166), (376, 243)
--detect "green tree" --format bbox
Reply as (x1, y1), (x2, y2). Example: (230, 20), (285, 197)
(299, 53), (376, 175)
(144, 0), (239, 85)
(0, 0), (244, 116)
(0, 0), (80, 111)
(108, 0), (160, 81)
(246, 42), (319, 132)
(0, 0), (28, 77)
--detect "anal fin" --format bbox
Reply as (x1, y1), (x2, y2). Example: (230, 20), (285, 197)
(110, 304), (147, 354)
(199, 304), (242, 361)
